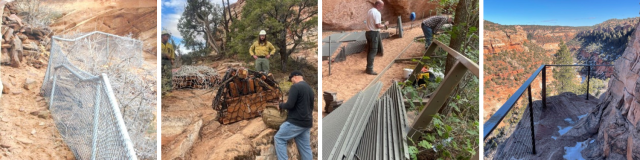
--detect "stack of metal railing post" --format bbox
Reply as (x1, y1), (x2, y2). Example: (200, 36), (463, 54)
(323, 81), (409, 160)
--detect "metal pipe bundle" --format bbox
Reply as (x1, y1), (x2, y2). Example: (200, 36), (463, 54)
(323, 81), (409, 160)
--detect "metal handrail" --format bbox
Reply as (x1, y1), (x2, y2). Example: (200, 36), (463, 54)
(483, 64), (613, 155)
(404, 40), (480, 160)
(406, 40), (479, 138)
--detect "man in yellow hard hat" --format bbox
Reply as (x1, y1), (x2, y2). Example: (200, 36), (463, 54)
(250, 30), (276, 73)
(161, 29), (175, 95)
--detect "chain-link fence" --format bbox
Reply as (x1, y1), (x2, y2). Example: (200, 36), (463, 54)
(41, 31), (156, 159)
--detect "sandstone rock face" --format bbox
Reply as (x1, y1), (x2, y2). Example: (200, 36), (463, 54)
(162, 119), (203, 160)
(573, 20), (640, 159)
(483, 25), (528, 54)
(322, 0), (438, 30)
(209, 134), (256, 160)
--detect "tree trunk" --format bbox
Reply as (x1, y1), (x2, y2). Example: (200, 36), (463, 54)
(278, 29), (288, 71)
(439, 0), (471, 115)
(445, 0), (469, 75)
(221, 0), (228, 56)
(226, 0), (234, 23)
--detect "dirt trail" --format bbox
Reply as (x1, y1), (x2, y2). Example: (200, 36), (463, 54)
(321, 26), (426, 116)
(0, 0), (156, 159)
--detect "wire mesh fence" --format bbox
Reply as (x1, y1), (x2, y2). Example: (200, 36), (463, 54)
(41, 31), (156, 159)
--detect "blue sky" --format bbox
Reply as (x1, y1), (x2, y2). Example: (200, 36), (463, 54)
(485, 0), (640, 26)
(161, 0), (237, 53)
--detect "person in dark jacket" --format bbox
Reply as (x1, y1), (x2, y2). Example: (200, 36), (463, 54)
(274, 70), (314, 160)
(421, 15), (452, 48)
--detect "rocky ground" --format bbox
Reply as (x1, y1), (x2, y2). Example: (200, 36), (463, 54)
(0, 0), (156, 159)
(487, 93), (599, 159)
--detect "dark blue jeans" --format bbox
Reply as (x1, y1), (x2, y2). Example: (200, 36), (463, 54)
(421, 23), (433, 49)
(274, 121), (312, 160)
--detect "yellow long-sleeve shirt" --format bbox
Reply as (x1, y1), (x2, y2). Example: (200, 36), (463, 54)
(249, 41), (276, 56)
(161, 42), (175, 60)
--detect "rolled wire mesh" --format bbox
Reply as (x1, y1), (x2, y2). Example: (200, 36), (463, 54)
(172, 65), (220, 89)
(41, 31), (155, 159)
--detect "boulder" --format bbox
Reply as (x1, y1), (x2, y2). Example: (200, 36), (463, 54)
(23, 78), (35, 90)
(262, 106), (287, 129)
(2, 81), (9, 94)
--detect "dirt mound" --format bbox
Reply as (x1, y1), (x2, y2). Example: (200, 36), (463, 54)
(323, 0), (438, 30)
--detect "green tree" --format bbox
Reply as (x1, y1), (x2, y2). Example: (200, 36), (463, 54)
(229, 0), (317, 71)
(178, 0), (224, 56)
(553, 40), (580, 93)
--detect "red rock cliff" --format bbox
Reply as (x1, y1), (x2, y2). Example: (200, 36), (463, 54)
(569, 19), (640, 160)
(322, 0), (438, 30)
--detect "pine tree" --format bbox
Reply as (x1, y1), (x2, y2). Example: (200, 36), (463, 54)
(178, 0), (224, 56)
(228, 0), (317, 71)
(553, 40), (580, 93)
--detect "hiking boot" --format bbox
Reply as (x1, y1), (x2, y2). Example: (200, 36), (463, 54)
(366, 70), (378, 75)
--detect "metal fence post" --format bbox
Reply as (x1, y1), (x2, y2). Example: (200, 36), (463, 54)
(101, 73), (137, 160)
(541, 66), (546, 109)
(528, 86), (536, 154)
(586, 66), (591, 100)
(49, 75), (58, 110)
(397, 16), (403, 38)
(328, 37), (331, 76)
(106, 34), (110, 61)
(91, 83), (102, 160)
